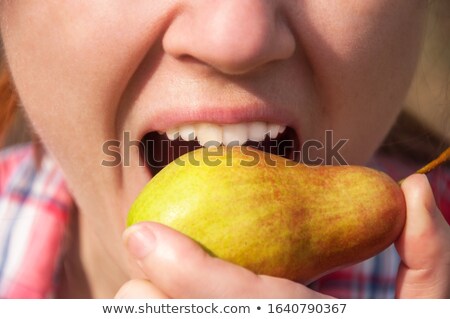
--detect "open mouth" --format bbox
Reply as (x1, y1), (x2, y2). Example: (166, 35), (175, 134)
(140, 122), (300, 176)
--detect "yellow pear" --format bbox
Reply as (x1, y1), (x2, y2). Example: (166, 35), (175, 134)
(127, 146), (406, 284)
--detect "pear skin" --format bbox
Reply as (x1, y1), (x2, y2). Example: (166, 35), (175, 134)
(128, 146), (406, 284)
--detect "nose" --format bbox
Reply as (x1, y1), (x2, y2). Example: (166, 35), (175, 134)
(163, 0), (296, 75)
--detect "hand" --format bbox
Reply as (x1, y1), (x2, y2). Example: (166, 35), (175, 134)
(395, 174), (450, 298)
(116, 173), (450, 299)
(115, 222), (332, 298)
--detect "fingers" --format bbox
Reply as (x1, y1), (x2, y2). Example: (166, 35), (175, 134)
(395, 174), (450, 298)
(115, 279), (169, 299)
(123, 222), (330, 299)
(398, 175), (449, 268)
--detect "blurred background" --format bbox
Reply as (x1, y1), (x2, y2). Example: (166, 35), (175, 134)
(405, 0), (450, 143)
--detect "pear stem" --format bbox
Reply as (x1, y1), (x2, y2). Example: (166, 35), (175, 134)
(398, 147), (450, 185)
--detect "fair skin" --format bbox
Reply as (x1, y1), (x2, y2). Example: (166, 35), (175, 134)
(0, 0), (449, 298)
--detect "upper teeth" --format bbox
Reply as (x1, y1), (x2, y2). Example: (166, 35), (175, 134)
(165, 122), (286, 147)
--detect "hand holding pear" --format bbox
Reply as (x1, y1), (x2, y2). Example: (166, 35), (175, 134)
(128, 146), (412, 283)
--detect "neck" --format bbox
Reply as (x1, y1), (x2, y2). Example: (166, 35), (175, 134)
(57, 208), (129, 298)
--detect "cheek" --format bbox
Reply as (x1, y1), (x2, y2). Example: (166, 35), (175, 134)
(303, 0), (426, 107)
(2, 3), (139, 135)
(0, 2), (168, 163)
(297, 0), (427, 163)
(0, 2), (172, 221)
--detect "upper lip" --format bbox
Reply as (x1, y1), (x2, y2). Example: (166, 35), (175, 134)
(138, 103), (300, 141)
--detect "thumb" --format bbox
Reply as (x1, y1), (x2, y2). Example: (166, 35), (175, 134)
(395, 174), (450, 298)
(122, 222), (328, 298)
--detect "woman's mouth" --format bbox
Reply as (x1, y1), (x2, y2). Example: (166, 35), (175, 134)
(140, 122), (300, 176)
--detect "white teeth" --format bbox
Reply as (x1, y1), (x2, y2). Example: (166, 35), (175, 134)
(179, 124), (195, 141)
(247, 122), (267, 142)
(166, 127), (179, 141)
(164, 122), (288, 148)
(222, 123), (248, 146)
(195, 123), (222, 147)
(268, 124), (280, 139)
(267, 124), (287, 139)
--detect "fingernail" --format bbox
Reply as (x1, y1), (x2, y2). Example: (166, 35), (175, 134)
(124, 224), (156, 259)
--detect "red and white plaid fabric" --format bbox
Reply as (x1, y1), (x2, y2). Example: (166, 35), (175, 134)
(0, 144), (448, 298)
(0, 145), (72, 298)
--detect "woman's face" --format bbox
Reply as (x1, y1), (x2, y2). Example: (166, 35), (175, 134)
(0, 0), (426, 276)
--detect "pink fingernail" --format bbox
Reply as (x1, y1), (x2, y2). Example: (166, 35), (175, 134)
(124, 224), (156, 259)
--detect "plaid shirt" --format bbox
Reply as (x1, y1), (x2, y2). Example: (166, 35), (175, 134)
(0, 145), (72, 298)
(0, 144), (449, 298)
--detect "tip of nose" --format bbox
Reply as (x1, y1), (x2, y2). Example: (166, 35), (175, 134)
(203, 27), (295, 74)
(163, 3), (296, 75)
